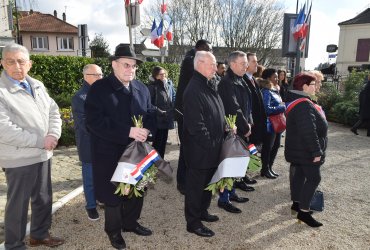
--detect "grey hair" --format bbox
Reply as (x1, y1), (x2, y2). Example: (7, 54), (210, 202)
(2, 43), (30, 59)
(82, 64), (100, 74)
(227, 51), (246, 65)
(194, 51), (214, 70)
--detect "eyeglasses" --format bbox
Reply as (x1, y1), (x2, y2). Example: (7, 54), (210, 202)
(85, 73), (104, 77)
(115, 61), (138, 69)
(3, 59), (29, 66)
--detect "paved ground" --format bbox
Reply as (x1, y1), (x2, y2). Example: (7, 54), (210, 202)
(0, 123), (369, 249)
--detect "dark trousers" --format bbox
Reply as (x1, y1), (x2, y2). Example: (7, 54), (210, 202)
(261, 132), (282, 171)
(104, 196), (144, 235)
(290, 163), (321, 210)
(152, 128), (169, 158)
(176, 118), (187, 189)
(352, 119), (370, 136)
(4, 160), (52, 250)
(185, 167), (216, 230)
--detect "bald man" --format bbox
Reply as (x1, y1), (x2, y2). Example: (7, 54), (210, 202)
(72, 64), (103, 221)
(183, 51), (225, 237)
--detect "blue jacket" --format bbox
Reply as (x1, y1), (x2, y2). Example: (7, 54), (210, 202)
(85, 73), (156, 205)
(72, 81), (91, 163)
(262, 88), (286, 132)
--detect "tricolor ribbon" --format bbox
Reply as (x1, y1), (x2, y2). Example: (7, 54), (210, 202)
(248, 144), (258, 155)
(130, 150), (160, 181)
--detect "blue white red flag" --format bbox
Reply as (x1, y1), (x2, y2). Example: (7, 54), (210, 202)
(130, 150), (160, 181)
(165, 20), (173, 41)
(154, 20), (165, 48)
(150, 19), (158, 43)
(292, 4), (306, 41)
(248, 144), (258, 155)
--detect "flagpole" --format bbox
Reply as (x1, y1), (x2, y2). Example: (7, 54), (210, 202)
(128, 0), (133, 47)
(294, 0), (301, 76)
(161, 0), (165, 63)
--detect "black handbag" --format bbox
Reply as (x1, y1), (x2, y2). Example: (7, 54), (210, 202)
(310, 190), (324, 212)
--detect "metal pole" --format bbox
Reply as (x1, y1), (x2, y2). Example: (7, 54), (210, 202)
(127, 0), (133, 47)
(294, 38), (301, 76)
(14, 0), (21, 44)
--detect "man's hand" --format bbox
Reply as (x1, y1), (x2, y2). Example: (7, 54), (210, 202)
(44, 135), (58, 150)
(313, 156), (321, 162)
(129, 127), (149, 142)
(244, 124), (252, 137)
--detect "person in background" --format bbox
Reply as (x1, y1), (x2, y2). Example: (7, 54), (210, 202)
(85, 44), (156, 249)
(216, 61), (227, 78)
(253, 64), (265, 83)
(148, 66), (176, 158)
(217, 51), (251, 213)
(72, 64), (103, 221)
(183, 51), (225, 237)
(260, 68), (286, 179)
(309, 70), (324, 94)
(285, 72), (327, 228)
(175, 39), (213, 195)
(351, 74), (370, 136)
(278, 69), (289, 102)
(0, 43), (64, 249)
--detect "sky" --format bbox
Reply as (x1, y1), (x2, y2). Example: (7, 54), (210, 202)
(19, 0), (370, 70)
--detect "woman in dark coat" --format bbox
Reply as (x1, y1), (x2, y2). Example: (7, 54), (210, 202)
(351, 75), (370, 136)
(285, 72), (328, 228)
(260, 68), (286, 179)
(278, 69), (290, 102)
(148, 66), (176, 158)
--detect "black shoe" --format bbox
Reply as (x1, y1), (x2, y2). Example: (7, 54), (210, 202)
(261, 170), (277, 179)
(229, 194), (249, 203)
(187, 225), (215, 237)
(217, 201), (241, 213)
(350, 128), (359, 135)
(234, 181), (255, 192)
(108, 233), (126, 249)
(243, 176), (257, 185)
(297, 211), (323, 227)
(122, 224), (152, 236)
(177, 184), (185, 195)
(269, 168), (279, 177)
(291, 202), (313, 215)
(86, 208), (100, 221)
(200, 213), (219, 222)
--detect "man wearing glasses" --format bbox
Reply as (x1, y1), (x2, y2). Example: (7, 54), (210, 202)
(85, 44), (155, 249)
(72, 64), (103, 221)
(0, 43), (64, 249)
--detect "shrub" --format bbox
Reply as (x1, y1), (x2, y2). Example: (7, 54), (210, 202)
(317, 82), (341, 116)
(58, 107), (75, 146)
(332, 100), (359, 126)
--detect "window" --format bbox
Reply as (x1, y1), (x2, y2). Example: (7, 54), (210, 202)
(57, 37), (74, 51)
(31, 36), (48, 50)
(356, 39), (370, 62)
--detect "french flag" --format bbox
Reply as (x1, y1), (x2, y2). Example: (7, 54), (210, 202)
(153, 20), (165, 48)
(150, 19), (158, 43)
(165, 20), (173, 41)
(248, 144), (258, 155)
(130, 150), (160, 181)
(292, 5), (306, 41)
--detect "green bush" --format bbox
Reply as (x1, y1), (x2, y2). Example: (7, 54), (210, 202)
(27, 55), (181, 146)
(317, 82), (341, 116)
(332, 100), (359, 126)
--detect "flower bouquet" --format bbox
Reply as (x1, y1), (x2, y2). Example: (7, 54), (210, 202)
(205, 115), (250, 195)
(111, 116), (173, 198)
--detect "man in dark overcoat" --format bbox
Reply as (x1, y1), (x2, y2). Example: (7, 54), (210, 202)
(85, 44), (155, 249)
(174, 39), (213, 194)
(183, 51), (225, 237)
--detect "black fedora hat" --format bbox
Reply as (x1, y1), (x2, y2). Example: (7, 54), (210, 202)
(109, 43), (143, 63)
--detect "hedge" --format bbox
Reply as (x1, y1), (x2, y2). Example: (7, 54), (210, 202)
(27, 55), (180, 146)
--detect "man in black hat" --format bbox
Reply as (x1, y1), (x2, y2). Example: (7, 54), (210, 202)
(85, 44), (156, 249)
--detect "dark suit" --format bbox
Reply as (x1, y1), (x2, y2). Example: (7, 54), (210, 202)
(244, 74), (267, 145)
(85, 73), (155, 234)
(183, 71), (225, 230)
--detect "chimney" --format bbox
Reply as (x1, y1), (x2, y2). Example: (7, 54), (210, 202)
(62, 12), (66, 22)
(54, 10), (57, 17)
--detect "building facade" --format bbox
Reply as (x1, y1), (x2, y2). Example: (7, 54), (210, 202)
(0, 0), (15, 53)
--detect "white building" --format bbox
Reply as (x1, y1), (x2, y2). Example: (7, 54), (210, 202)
(0, 0), (15, 53)
(336, 8), (370, 76)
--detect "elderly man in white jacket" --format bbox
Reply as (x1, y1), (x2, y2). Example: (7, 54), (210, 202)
(0, 44), (64, 250)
